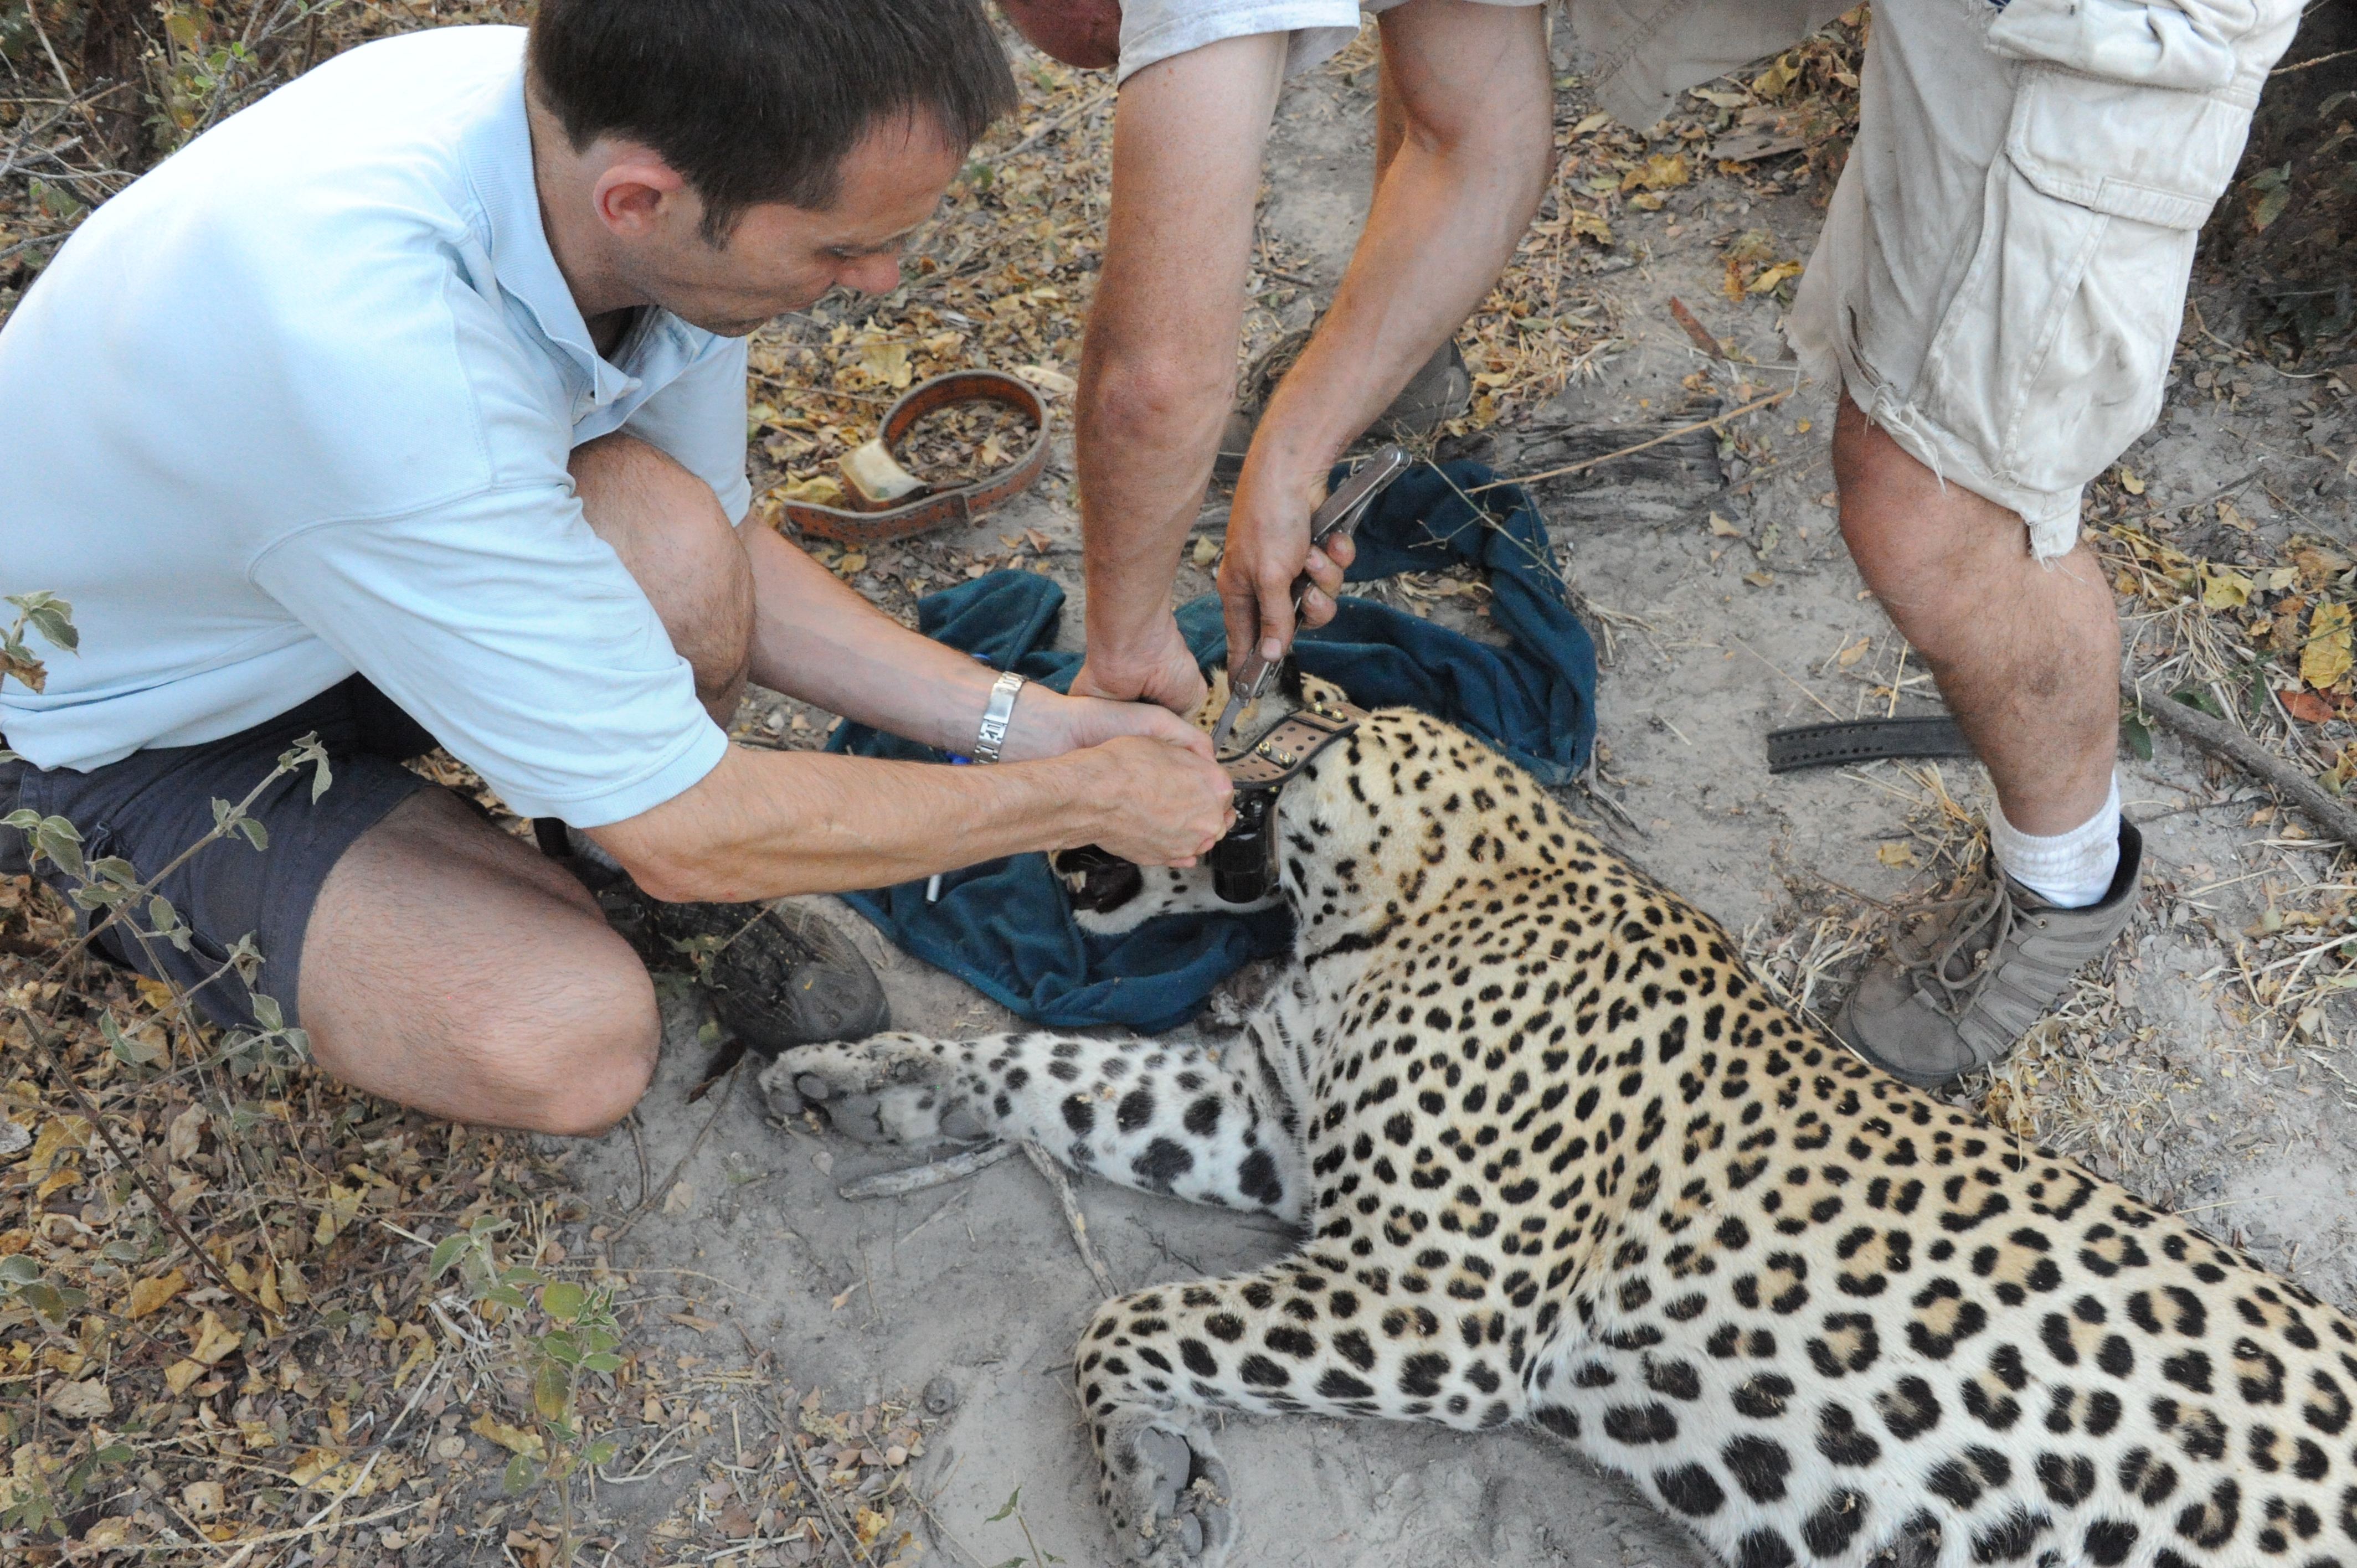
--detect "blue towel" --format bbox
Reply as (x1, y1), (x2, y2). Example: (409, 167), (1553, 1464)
(826, 461), (1597, 1033)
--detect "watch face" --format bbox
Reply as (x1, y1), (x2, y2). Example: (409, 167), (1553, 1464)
(999, 0), (1122, 69)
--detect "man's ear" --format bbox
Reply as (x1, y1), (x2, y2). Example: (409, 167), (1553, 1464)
(999, 0), (1121, 70)
(591, 152), (690, 239)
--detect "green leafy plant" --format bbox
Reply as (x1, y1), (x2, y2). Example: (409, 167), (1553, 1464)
(984, 1486), (1065, 1568)
(429, 1219), (624, 1503)
(1, 589), (76, 694)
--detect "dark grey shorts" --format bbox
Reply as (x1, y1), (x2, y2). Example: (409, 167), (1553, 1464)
(1, 678), (436, 1031)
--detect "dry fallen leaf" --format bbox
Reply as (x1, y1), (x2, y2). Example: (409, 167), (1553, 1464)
(1013, 364), (1077, 396)
(125, 1267), (188, 1319)
(1708, 513), (1744, 538)
(49, 1379), (111, 1418)
(2304, 602), (2353, 690)
(662, 1181), (695, 1216)
(2117, 468), (2145, 495)
(667, 1313), (718, 1334)
(1742, 570), (1776, 587)
(182, 1480), (225, 1520)
(1876, 842), (1919, 868)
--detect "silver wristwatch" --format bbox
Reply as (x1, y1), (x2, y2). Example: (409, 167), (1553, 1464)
(971, 669), (1025, 763)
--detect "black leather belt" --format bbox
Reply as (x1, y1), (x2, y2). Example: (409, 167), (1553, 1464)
(1765, 716), (1973, 775)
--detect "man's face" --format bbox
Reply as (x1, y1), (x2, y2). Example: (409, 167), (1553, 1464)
(619, 117), (964, 338)
(999, 0), (1121, 70)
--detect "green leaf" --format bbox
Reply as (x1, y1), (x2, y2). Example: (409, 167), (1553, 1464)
(2120, 715), (2153, 762)
(534, 1359), (573, 1421)
(581, 1352), (623, 1375)
(500, 1267), (548, 1289)
(541, 1281), (585, 1323)
(2170, 686), (2227, 721)
(148, 894), (181, 934)
(33, 814), (84, 878)
(94, 1445), (133, 1466)
(0, 1255), (41, 1287)
(428, 1234), (470, 1278)
(3, 808), (38, 831)
(986, 1488), (1023, 1524)
(585, 1438), (618, 1466)
(238, 816), (269, 851)
(484, 1285), (530, 1309)
(90, 855), (140, 886)
(502, 1453), (538, 1495)
(101, 1012), (162, 1067)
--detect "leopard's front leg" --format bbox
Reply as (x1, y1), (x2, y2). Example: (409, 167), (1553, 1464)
(765, 1030), (1306, 1219)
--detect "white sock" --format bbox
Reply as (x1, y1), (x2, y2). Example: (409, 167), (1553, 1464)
(1988, 774), (2122, 909)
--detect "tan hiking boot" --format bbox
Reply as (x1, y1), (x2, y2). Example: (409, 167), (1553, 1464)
(1835, 822), (2143, 1088)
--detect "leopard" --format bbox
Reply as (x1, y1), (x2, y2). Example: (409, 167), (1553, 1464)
(760, 685), (2357, 1568)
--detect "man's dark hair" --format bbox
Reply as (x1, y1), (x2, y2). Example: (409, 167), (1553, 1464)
(529, 0), (1017, 240)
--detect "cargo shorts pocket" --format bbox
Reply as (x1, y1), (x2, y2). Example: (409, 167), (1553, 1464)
(1916, 65), (2253, 500)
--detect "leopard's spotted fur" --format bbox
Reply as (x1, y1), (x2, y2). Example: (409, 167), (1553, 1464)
(767, 706), (2357, 1568)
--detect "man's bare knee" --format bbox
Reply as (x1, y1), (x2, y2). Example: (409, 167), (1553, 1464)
(569, 433), (755, 721)
(483, 948), (661, 1136)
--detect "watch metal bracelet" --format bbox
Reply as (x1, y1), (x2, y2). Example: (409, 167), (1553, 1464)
(971, 669), (1025, 763)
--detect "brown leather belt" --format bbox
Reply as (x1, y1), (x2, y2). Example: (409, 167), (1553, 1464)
(777, 369), (1051, 546)
(1221, 698), (1368, 786)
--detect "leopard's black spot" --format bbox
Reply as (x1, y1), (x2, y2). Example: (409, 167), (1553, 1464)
(1656, 1463), (1727, 1517)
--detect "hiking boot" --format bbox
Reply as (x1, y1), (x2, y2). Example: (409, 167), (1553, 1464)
(1835, 822), (2143, 1089)
(531, 818), (889, 1055)
(1214, 334), (1471, 479)
(650, 898), (891, 1058)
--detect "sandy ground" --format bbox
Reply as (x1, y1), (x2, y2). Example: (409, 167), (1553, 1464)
(545, 37), (2357, 1568)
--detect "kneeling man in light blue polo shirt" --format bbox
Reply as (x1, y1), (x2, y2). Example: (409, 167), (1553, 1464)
(0, 0), (1233, 1135)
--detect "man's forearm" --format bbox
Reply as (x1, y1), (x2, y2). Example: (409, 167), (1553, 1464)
(1249, 3), (1553, 472)
(739, 520), (1007, 754)
(589, 741), (1130, 902)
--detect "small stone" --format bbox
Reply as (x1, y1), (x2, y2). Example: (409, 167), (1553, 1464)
(922, 1377), (958, 1414)
(885, 1444), (908, 1467)
(433, 1435), (467, 1462)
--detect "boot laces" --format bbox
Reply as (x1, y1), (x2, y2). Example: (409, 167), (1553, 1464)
(1890, 871), (2019, 1023)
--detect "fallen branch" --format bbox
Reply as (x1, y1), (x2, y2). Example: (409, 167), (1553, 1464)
(1473, 388), (1793, 493)
(1021, 1139), (1119, 1298)
(837, 1141), (1015, 1200)
(2125, 677), (2357, 849)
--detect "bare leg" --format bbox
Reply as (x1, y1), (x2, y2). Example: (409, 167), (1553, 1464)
(296, 434), (755, 1132)
(570, 432), (755, 727)
(300, 791), (658, 1133)
(1832, 394), (2118, 834)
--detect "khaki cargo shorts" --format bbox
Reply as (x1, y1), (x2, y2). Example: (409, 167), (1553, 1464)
(1784, 0), (2304, 557)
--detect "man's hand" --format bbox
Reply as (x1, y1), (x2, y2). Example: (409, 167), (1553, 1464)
(1069, 611), (1210, 715)
(1007, 677), (1216, 762)
(1076, 735), (1235, 866)
(1218, 462), (1361, 673)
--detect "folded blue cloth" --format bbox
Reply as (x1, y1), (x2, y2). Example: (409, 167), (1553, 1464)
(826, 461), (1597, 1033)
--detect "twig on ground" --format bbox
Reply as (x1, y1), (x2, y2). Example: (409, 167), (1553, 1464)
(1471, 388), (1793, 492)
(2126, 676), (2357, 848)
(982, 86), (1115, 166)
(838, 1141), (1015, 1200)
(1021, 1139), (1119, 1298)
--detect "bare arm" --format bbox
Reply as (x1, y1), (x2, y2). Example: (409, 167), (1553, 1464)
(1220, 0), (1553, 668)
(588, 735), (1229, 904)
(585, 523), (1233, 900)
(1067, 32), (1290, 711)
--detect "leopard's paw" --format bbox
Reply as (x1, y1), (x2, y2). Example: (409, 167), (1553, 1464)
(1100, 1417), (1235, 1566)
(764, 1035), (985, 1146)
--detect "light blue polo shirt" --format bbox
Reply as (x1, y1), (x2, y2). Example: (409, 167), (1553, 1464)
(0, 25), (743, 827)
